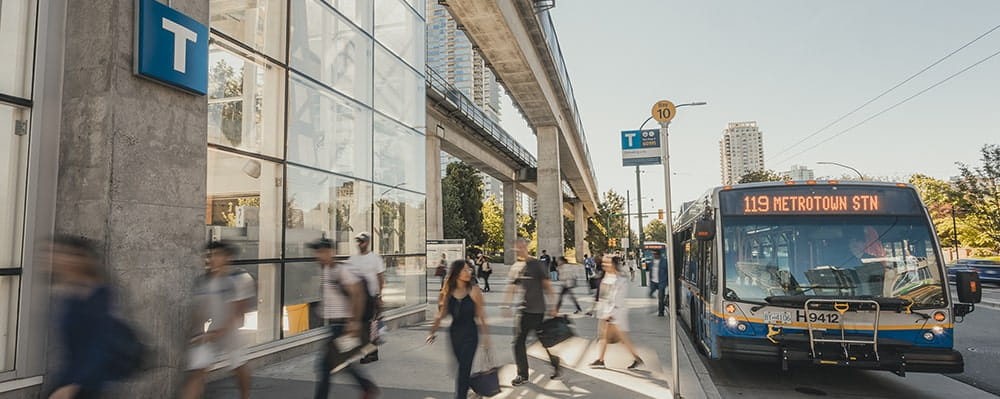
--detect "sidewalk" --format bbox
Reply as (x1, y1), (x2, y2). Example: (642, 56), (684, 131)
(206, 265), (710, 398)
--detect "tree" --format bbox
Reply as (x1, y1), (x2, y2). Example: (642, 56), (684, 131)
(737, 169), (790, 184)
(442, 161), (486, 249)
(563, 216), (575, 250)
(909, 174), (963, 249)
(954, 144), (1000, 252)
(645, 219), (667, 242)
(586, 190), (628, 254)
(481, 195), (503, 254)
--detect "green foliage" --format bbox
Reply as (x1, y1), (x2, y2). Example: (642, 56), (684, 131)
(481, 195), (504, 254)
(954, 144), (1000, 252)
(909, 174), (963, 248)
(737, 169), (790, 184)
(586, 190), (629, 255)
(564, 216), (575, 250)
(208, 59), (244, 147)
(644, 219), (667, 242)
(442, 161), (486, 247)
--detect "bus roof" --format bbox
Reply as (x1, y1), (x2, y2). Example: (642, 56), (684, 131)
(717, 180), (914, 193)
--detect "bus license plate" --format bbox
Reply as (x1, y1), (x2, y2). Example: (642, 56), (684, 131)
(796, 310), (841, 324)
(763, 312), (792, 324)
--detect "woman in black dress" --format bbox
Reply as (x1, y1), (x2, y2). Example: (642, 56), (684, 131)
(427, 260), (491, 398)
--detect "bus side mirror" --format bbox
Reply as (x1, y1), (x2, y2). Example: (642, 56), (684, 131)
(955, 270), (982, 304)
(694, 219), (715, 241)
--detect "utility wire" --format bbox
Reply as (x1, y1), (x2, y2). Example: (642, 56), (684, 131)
(767, 22), (1000, 162)
(772, 46), (1000, 166)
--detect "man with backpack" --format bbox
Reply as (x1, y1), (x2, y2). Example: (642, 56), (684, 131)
(310, 238), (380, 399)
(48, 236), (145, 399)
(503, 239), (562, 385)
(344, 233), (384, 364)
(181, 241), (256, 399)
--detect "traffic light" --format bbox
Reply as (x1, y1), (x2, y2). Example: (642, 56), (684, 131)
(608, 238), (617, 247)
(658, 209), (665, 220)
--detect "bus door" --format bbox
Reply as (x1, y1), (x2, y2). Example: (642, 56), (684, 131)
(697, 238), (715, 352)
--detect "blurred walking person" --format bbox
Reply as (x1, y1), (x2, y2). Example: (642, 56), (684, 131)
(590, 256), (644, 370)
(648, 250), (668, 317)
(48, 236), (144, 399)
(503, 239), (561, 385)
(435, 253), (448, 288)
(346, 233), (384, 364)
(555, 256), (581, 314)
(310, 239), (380, 399)
(475, 253), (493, 292)
(182, 241), (256, 399)
(427, 260), (491, 398)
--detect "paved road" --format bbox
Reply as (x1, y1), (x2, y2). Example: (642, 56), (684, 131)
(695, 288), (1000, 398)
(950, 288), (1000, 396)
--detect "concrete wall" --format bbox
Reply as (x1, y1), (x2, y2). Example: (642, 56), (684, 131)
(53, 0), (209, 395)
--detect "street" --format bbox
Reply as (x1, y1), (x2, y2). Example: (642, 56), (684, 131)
(950, 287), (1000, 396)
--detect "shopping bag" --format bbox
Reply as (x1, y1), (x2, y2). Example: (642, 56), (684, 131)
(537, 316), (575, 348)
(470, 348), (501, 396)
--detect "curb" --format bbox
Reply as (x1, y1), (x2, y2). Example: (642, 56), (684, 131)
(676, 323), (723, 399)
(980, 300), (1000, 311)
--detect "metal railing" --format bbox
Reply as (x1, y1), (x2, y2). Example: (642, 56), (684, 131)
(535, 10), (598, 190)
(426, 66), (538, 169)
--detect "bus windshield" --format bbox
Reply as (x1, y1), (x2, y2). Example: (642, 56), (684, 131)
(721, 215), (946, 308)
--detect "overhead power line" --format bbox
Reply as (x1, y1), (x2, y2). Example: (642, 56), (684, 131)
(767, 22), (1000, 162)
(772, 46), (1000, 166)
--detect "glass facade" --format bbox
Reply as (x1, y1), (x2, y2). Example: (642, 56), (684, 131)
(207, 0), (427, 345)
(0, 0), (35, 373)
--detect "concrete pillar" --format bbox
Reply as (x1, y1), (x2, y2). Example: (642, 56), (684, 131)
(503, 181), (517, 265)
(536, 125), (563, 256)
(54, 0), (209, 394)
(426, 125), (444, 240)
(574, 201), (587, 264)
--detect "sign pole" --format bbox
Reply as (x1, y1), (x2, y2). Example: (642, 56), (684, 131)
(661, 119), (680, 399)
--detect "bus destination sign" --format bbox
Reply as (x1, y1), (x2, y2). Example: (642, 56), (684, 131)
(719, 186), (923, 216)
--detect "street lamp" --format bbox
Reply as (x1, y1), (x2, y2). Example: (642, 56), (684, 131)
(817, 161), (864, 180)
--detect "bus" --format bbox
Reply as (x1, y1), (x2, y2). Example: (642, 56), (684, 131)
(672, 181), (982, 375)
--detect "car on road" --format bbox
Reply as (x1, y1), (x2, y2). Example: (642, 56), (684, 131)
(947, 258), (1000, 285)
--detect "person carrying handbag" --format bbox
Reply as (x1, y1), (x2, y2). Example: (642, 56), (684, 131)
(427, 260), (491, 399)
(476, 254), (493, 292)
(555, 256), (582, 314)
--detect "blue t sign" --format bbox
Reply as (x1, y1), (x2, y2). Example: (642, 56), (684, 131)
(134, 0), (208, 95)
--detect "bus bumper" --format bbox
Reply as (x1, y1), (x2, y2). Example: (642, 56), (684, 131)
(718, 336), (964, 374)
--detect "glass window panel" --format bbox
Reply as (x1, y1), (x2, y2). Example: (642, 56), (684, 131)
(209, 0), (286, 60)
(322, 0), (372, 33)
(0, 275), (18, 371)
(290, 0), (373, 104)
(0, 0), (34, 98)
(374, 0), (423, 69)
(205, 149), (283, 260)
(374, 46), (424, 129)
(282, 262), (323, 337)
(285, 167), (372, 258)
(287, 73), (372, 179)
(373, 185), (425, 255)
(229, 264), (280, 346)
(382, 256), (425, 311)
(0, 105), (28, 268)
(208, 41), (285, 157)
(373, 114), (425, 193)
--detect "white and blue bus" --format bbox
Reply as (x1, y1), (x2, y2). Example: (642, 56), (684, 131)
(672, 181), (982, 375)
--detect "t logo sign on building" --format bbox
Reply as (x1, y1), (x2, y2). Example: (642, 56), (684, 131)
(134, 0), (208, 95)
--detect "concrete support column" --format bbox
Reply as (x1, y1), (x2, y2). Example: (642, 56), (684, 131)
(574, 201), (587, 263)
(536, 126), (563, 256)
(503, 181), (517, 265)
(54, 0), (209, 394)
(426, 126), (444, 240)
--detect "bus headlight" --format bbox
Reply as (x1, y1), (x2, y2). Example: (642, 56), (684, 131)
(726, 317), (739, 328)
(923, 332), (935, 341)
(737, 323), (748, 332)
(932, 325), (944, 335)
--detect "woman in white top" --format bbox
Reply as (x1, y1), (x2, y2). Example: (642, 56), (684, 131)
(590, 256), (644, 370)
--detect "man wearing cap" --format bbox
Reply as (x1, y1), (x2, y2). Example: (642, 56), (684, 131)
(344, 233), (385, 364)
(309, 238), (380, 399)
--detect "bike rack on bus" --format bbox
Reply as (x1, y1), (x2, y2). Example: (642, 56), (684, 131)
(804, 298), (881, 362)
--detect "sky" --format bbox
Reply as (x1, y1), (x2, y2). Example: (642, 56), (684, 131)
(497, 0), (1000, 228)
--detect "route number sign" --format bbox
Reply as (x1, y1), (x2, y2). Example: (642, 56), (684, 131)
(651, 100), (676, 123)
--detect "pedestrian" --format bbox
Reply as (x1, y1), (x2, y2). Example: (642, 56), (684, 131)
(555, 256), (582, 314)
(648, 249), (668, 317)
(583, 254), (594, 281)
(590, 256), (644, 370)
(427, 260), (492, 399)
(627, 257), (636, 281)
(585, 254), (605, 317)
(47, 236), (143, 399)
(435, 253), (448, 288)
(502, 239), (562, 385)
(309, 239), (380, 399)
(345, 233), (385, 364)
(466, 255), (479, 285)
(182, 241), (256, 399)
(476, 253), (493, 292)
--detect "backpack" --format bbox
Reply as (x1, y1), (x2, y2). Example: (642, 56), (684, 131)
(332, 267), (377, 322)
(105, 316), (146, 380)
